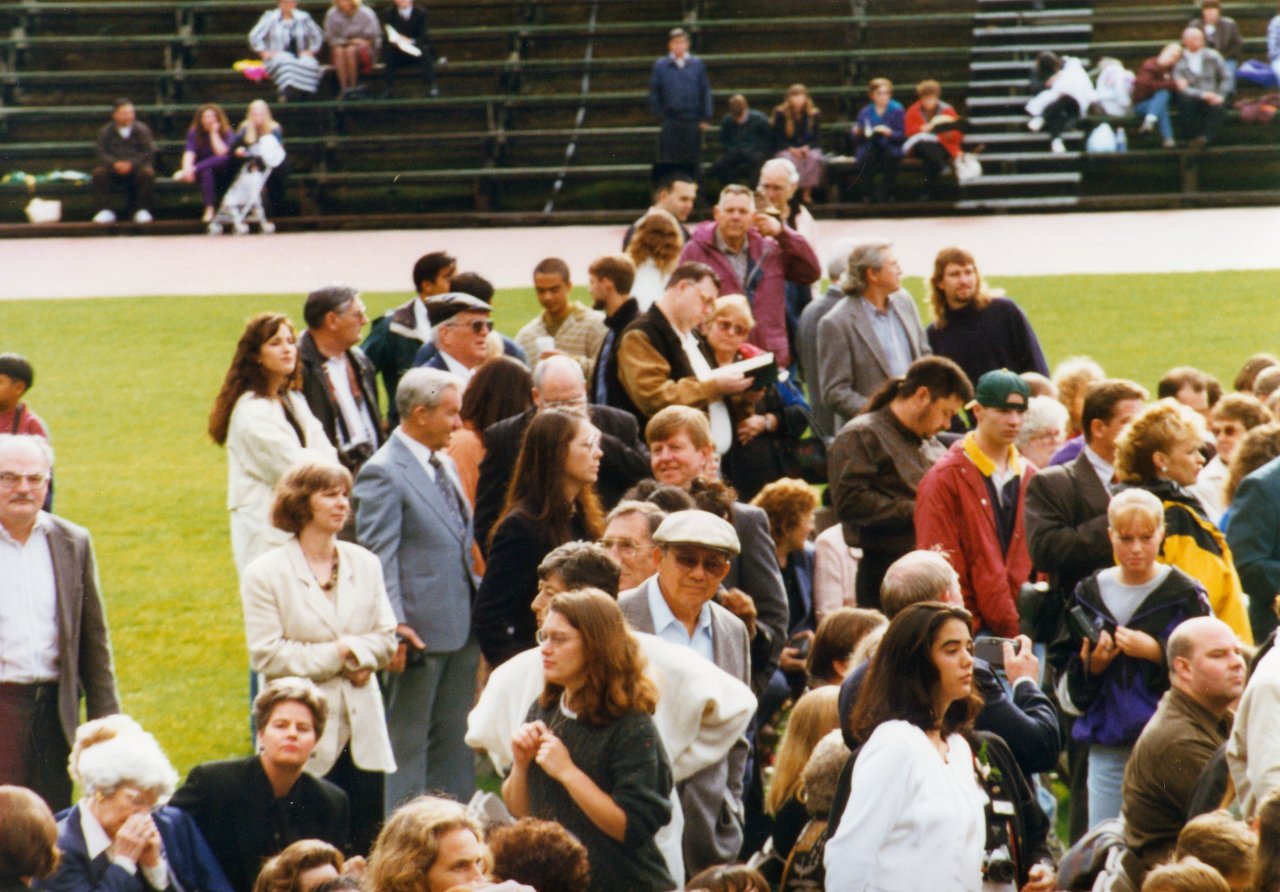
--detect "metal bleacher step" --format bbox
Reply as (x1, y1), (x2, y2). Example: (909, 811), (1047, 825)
(974, 8), (1091, 23)
(955, 195), (1082, 210)
(967, 78), (1037, 91)
(961, 172), (1083, 187)
(966, 95), (1034, 109)
(979, 150), (1084, 163)
(965, 130), (1083, 144)
(974, 22), (1092, 36)
(971, 42), (1089, 55)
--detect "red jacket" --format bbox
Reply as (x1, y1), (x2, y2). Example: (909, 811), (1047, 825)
(678, 219), (820, 368)
(915, 437), (1036, 637)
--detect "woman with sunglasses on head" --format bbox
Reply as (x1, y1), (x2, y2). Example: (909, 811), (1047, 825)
(503, 588), (673, 892)
(474, 409), (604, 668)
(824, 601), (988, 891)
(702, 294), (806, 501)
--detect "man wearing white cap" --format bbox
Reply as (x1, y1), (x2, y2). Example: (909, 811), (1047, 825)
(618, 509), (750, 876)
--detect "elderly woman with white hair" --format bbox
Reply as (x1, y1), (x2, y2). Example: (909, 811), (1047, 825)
(1017, 395), (1069, 468)
(36, 716), (233, 892)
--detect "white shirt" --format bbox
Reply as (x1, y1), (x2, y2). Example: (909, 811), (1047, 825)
(683, 332), (733, 455)
(825, 720), (987, 892)
(80, 800), (171, 888)
(0, 513), (60, 683)
(1191, 455), (1229, 525)
(411, 296), (434, 341)
(115, 126), (133, 140)
(323, 354), (376, 449)
(1083, 444), (1116, 492)
(645, 576), (714, 663)
(393, 428), (464, 494)
(437, 349), (474, 388)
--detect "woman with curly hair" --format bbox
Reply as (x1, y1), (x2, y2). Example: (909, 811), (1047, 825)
(627, 209), (683, 310)
(209, 313), (335, 576)
(366, 795), (488, 892)
(474, 409), (604, 666)
(771, 83), (824, 203)
(502, 589), (673, 892)
(251, 840), (344, 892)
(489, 818), (590, 892)
(1115, 398), (1252, 643)
(174, 103), (237, 223)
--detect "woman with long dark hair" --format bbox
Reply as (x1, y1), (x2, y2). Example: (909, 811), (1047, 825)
(771, 83), (823, 204)
(473, 409), (604, 667)
(446, 356), (534, 509)
(825, 602), (987, 891)
(174, 103), (237, 223)
(502, 589), (672, 892)
(209, 313), (334, 576)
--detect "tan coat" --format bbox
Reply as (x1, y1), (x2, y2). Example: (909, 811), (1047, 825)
(241, 538), (398, 775)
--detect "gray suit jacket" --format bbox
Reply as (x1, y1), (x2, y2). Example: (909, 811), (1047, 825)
(727, 502), (788, 696)
(47, 515), (120, 745)
(796, 285), (842, 440)
(817, 290), (930, 428)
(353, 434), (476, 652)
(618, 580), (749, 874)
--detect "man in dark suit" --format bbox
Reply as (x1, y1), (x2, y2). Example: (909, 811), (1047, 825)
(643, 405), (787, 696)
(474, 354), (650, 552)
(171, 678), (349, 888)
(354, 368), (479, 811)
(381, 0), (438, 97)
(298, 286), (382, 474)
(618, 509), (750, 876)
(1024, 376), (1147, 841)
(0, 434), (119, 811)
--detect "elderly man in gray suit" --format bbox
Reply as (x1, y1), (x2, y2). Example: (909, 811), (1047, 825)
(817, 240), (931, 429)
(618, 509), (750, 877)
(0, 434), (119, 811)
(354, 368), (479, 811)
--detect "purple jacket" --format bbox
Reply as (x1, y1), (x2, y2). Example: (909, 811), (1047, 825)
(678, 219), (820, 367)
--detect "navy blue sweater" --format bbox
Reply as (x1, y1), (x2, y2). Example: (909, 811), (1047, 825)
(926, 297), (1050, 387)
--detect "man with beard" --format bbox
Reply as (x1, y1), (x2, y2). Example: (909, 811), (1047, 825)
(587, 254), (640, 412)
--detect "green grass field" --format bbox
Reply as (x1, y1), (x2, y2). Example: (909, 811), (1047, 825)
(3, 269), (1278, 776)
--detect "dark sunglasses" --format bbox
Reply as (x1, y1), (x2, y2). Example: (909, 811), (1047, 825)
(448, 319), (494, 334)
(668, 548), (729, 575)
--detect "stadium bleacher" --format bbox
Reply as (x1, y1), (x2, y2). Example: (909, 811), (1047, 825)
(0, 0), (1275, 231)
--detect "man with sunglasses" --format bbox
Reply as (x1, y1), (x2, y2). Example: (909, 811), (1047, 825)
(418, 292), (494, 388)
(0, 433), (119, 811)
(618, 509), (751, 876)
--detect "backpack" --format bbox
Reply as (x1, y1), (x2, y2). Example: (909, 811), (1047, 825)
(1236, 92), (1280, 124)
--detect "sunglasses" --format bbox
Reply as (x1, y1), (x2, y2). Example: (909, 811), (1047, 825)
(668, 547), (729, 575)
(713, 319), (750, 338)
(447, 319), (494, 335)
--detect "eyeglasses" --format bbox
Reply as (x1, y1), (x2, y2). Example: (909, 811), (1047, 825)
(601, 537), (646, 557)
(0, 472), (49, 489)
(713, 319), (750, 338)
(446, 319), (494, 335)
(542, 395), (587, 411)
(668, 548), (729, 575)
(535, 628), (578, 649)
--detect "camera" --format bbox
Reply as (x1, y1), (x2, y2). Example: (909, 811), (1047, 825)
(983, 845), (1016, 884)
(338, 440), (375, 472)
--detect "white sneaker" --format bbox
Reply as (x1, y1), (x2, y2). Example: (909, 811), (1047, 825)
(1139, 114), (1157, 133)
(92, 209), (116, 224)
(1050, 137), (1066, 154)
(1027, 115), (1045, 132)
(133, 209), (153, 223)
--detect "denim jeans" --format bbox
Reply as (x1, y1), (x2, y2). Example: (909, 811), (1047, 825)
(1088, 743), (1132, 829)
(1135, 89), (1173, 141)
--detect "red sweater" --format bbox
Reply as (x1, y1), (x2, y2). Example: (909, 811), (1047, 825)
(915, 437), (1036, 637)
(904, 100), (963, 158)
(1132, 57), (1178, 104)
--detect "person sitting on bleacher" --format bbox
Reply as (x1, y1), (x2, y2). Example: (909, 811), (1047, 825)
(381, 0), (439, 98)
(903, 79), (964, 202)
(249, 0), (326, 103)
(174, 104), (238, 224)
(324, 0), (381, 100)
(1133, 43), (1183, 149)
(850, 78), (905, 204)
(91, 98), (156, 225)
(1189, 0), (1243, 88)
(1173, 26), (1232, 148)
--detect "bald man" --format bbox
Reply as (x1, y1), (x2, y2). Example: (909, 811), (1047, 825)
(1124, 617), (1245, 867)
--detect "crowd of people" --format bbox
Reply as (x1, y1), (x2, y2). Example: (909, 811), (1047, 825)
(8, 182), (1280, 891)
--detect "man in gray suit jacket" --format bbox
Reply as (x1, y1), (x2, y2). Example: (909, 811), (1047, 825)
(353, 368), (479, 811)
(617, 509), (750, 877)
(0, 434), (119, 810)
(817, 240), (930, 430)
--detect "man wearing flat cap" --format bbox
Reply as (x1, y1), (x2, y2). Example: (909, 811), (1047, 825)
(915, 369), (1036, 638)
(418, 292), (494, 387)
(618, 509), (751, 875)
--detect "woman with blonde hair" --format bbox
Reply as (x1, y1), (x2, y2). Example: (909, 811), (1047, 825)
(762, 687), (841, 865)
(367, 796), (488, 892)
(323, 0), (380, 98)
(771, 84), (823, 203)
(1115, 399), (1252, 643)
(627, 209), (683, 310)
(235, 99), (286, 215)
(503, 589), (672, 892)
